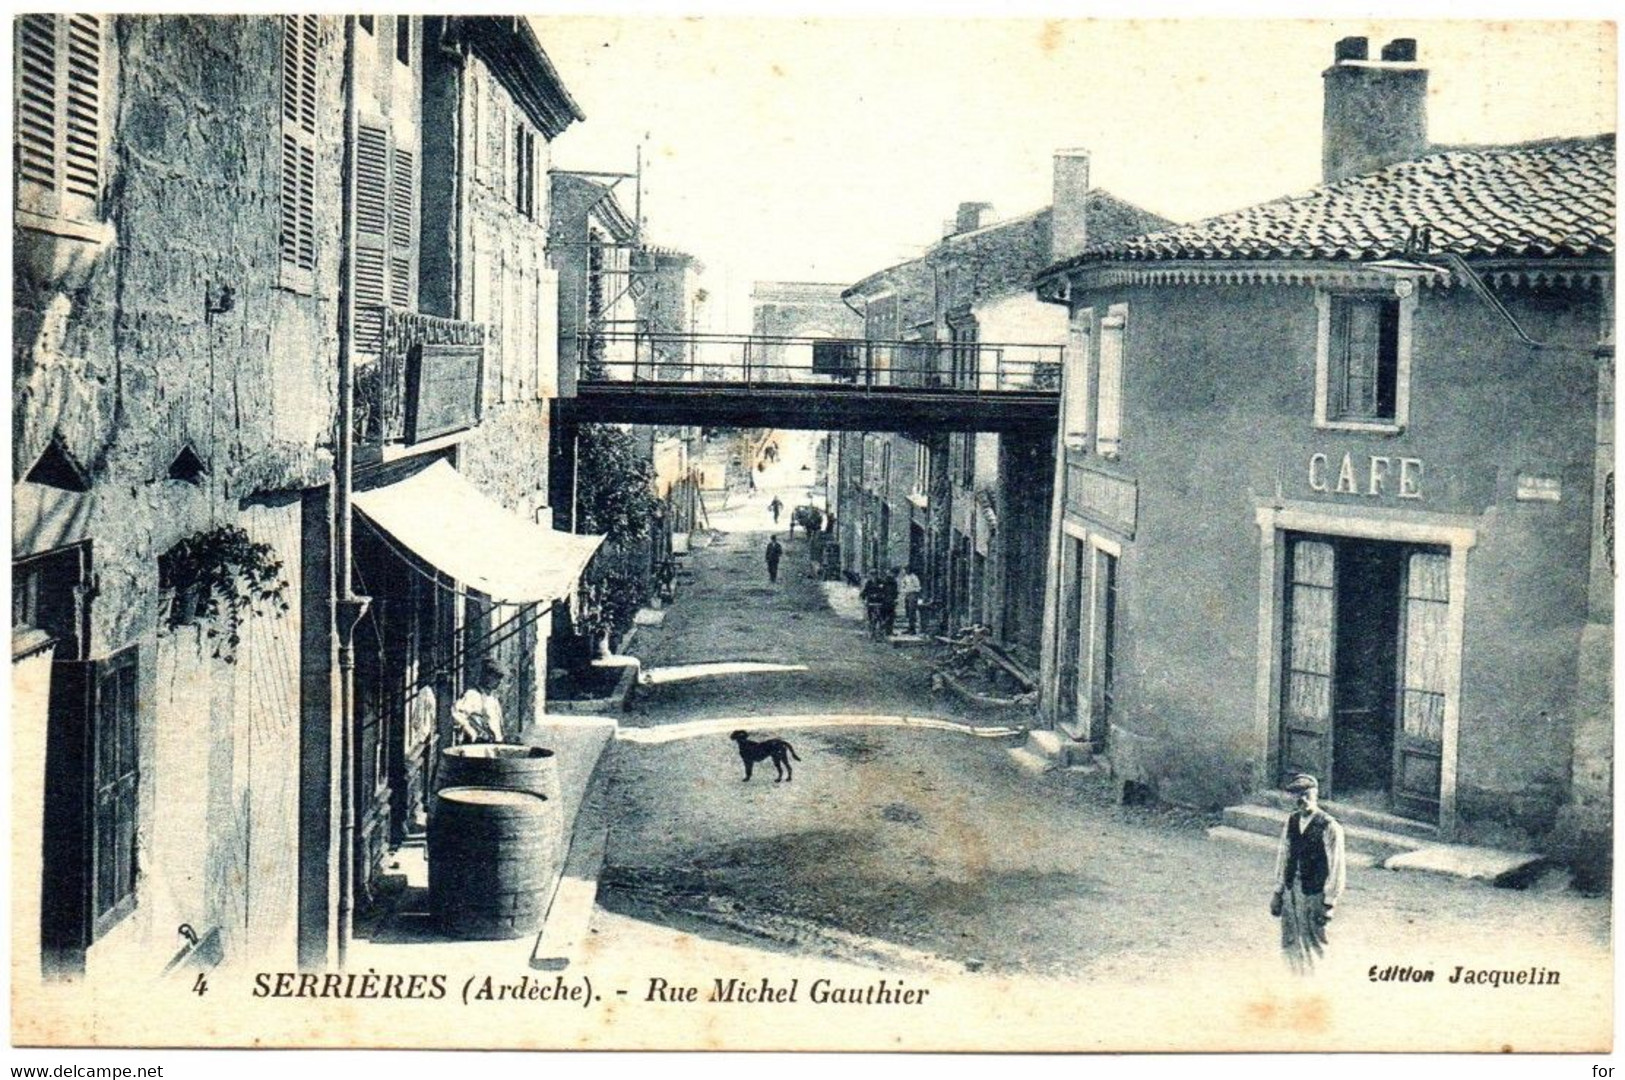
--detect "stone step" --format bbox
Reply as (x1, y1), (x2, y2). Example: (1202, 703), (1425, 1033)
(1250, 790), (1440, 841)
(1220, 803), (1429, 861)
(1005, 744), (1053, 775)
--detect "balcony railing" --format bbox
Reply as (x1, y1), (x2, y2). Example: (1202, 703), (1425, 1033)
(575, 331), (1062, 394)
(356, 307), (487, 446)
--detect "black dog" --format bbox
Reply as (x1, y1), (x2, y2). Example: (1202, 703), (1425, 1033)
(730, 730), (802, 783)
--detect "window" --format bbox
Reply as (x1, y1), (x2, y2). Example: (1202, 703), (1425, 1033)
(1063, 312), (1093, 446)
(394, 16), (411, 67)
(92, 647), (139, 937)
(353, 119), (417, 349)
(1317, 292), (1410, 429)
(951, 433), (975, 487)
(949, 314), (979, 389)
(514, 123), (537, 219)
(911, 439), (931, 501)
(16, 14), (105, 224)
(1095, 306), (1126, 458)
(279, 16), (319, 287)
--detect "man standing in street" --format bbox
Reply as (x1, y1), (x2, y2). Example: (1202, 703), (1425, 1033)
(1272, 773), (1346, 975)
(897, 566), (922, 634)
(765, 535), (783, 584)
(769, 495), (783, 525)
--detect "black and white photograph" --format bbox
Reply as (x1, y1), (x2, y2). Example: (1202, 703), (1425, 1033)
(8, 6), (1616, 1057)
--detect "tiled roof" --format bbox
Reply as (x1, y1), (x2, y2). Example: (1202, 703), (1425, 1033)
(1048, 134), (1615, 272)
(848, 190), (1173, 299)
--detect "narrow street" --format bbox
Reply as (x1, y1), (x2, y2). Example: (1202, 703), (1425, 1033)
(588, 485), (1613, 1000)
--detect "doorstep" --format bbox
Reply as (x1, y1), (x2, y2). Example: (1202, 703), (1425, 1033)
(1209, 794), (1544, 883)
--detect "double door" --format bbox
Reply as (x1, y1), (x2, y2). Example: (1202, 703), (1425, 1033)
(1280, 535), (1448, 821)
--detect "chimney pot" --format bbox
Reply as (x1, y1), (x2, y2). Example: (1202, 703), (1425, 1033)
(1380, 38), (1418, 62)
(1334, 36), (1369, 62)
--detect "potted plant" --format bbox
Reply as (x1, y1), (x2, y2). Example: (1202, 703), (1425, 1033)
(157, 525), (291, 663)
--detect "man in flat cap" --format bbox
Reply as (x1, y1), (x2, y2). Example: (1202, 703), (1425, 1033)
(1272, 773), (1346, 974)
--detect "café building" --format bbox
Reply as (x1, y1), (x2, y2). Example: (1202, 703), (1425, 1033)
(1033, 40), (1613, 848)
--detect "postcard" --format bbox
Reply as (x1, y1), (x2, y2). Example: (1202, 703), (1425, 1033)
(9, 9), (1615, 1056)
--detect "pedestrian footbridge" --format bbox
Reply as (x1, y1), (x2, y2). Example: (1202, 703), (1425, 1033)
(554, 332), (1062, 434)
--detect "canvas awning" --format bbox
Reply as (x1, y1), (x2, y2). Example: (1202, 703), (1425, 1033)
(353, 460), (603, 605)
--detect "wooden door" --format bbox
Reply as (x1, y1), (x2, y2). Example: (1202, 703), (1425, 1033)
(1393, 550), (1448, 819)
(1086, 548), (1119, 746)
(1055, 538), (1086, 732)
(1281, 538), (1335, 793)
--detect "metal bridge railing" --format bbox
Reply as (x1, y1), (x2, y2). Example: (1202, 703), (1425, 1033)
(575, 332), (1062, 394)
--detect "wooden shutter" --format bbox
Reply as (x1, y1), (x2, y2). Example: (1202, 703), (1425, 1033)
(280, 16), (318, 281)
(1064, 319), (1092, 439)
(389, 140), (416, 310)
(1095, 310), (1125, 456)
(537, 268), (559, 398)
(354, 121), (390, 350)
(16, 14), (103, 219)
(1281, 538), (1335, 790)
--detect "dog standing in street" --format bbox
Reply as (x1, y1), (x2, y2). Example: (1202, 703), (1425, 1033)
(730, 730), (801, 782)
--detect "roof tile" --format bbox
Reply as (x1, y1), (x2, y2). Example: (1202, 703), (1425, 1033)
(1056, 135), (1613, 270)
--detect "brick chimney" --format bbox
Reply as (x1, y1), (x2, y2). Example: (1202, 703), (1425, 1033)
(1050, 148), (1091, 263)
(1322, 36), (1428, 183)
(954, 201), (994, 234)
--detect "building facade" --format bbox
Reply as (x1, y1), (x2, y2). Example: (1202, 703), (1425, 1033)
(348, 15), (591, 901)
(13, 14), (344, 978)
(839, 155), (1168, 661)
(1035, 39), (1613, 856)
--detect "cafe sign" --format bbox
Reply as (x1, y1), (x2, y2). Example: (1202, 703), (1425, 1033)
(1309, 452), (1423, 500)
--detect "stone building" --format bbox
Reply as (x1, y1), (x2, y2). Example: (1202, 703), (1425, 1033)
(12, 14), (598, 981)
(347, 15), (597, 902)
(1033, 38), (1614, 859)
(750, 280), (864, 384)
(838, 156), (1168, 662)
(13, 14), (344, 978)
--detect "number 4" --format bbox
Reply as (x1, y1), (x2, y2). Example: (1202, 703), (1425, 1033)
(192, 973), (209, 997)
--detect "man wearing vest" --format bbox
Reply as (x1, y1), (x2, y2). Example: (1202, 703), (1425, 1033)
(1272, 773), (1346, 974)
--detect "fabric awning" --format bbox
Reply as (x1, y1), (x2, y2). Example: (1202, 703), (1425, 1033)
(353, 460), (604, 605)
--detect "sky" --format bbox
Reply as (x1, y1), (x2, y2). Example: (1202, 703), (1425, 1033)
(531, 13), (1615, 330)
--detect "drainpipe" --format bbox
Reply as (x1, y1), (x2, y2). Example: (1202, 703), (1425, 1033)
(334, 14), (372, 971)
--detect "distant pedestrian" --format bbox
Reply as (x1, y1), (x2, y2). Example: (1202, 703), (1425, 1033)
(897, 567), (922, 634)
(769, 496), (783, 524)
(1271, 773), (1346, 975)
(879, 568), (899, 637)
(765, 536), (783, 583)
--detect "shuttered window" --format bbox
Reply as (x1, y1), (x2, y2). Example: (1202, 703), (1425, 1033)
(15, 14), (104, 222)
(1095, 307), (1126, 458)
(354, 119), (417, 351)
(279, 15), (318, 286)
(1063, 316), (1092, 443)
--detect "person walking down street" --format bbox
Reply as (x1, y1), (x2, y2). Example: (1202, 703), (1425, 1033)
(1271, 773), (1346, 975)
(765, 535), (783, 584)
(452, 661), (506, 745)
(897, 567), (922, 634)
(769, 496), (783, 525)
(859, 569), (886, 640)
(878, 568), (900, 638)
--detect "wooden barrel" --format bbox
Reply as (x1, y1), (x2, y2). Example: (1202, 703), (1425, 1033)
(428, 787), (560, 941)
(439, 743), (561, 806)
